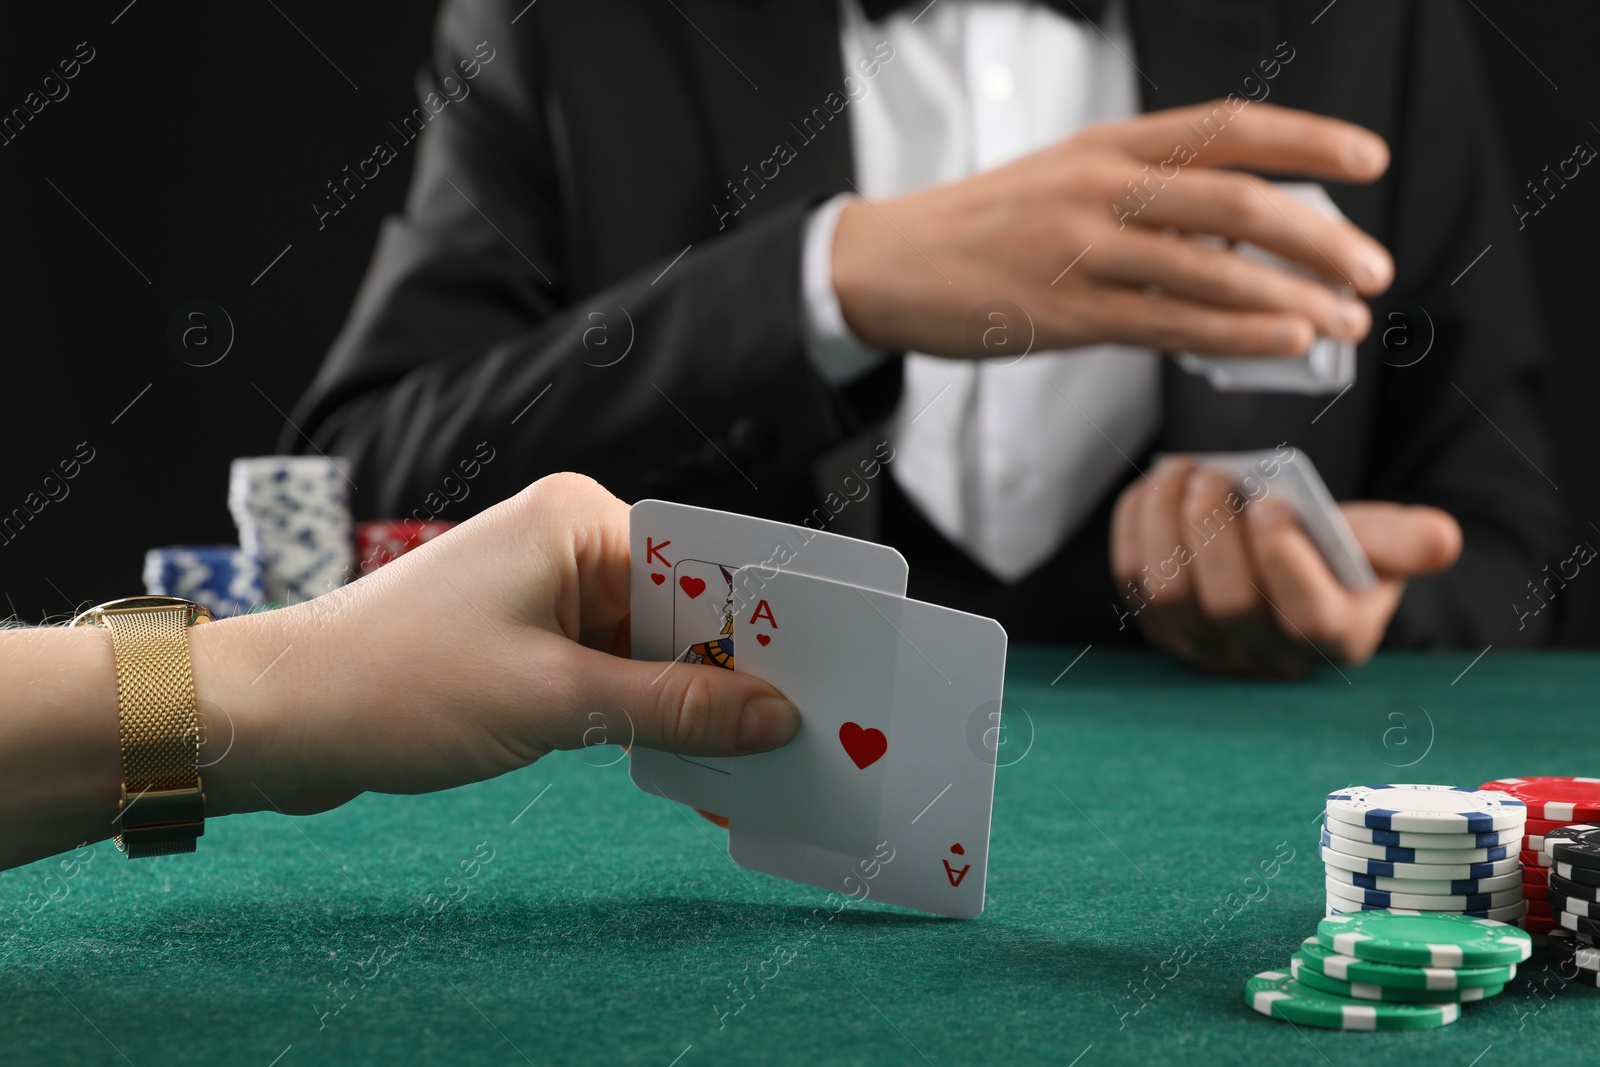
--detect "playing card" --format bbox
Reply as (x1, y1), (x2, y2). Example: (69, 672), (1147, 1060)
(727, 569), (1007, 920)
(1178, 448), (1378, 591)
(628, 500), (909, 813)
(1176, 183), (1357, 396)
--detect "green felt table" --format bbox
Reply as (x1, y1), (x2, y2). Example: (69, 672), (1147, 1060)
(5, 648), (1597, 1065)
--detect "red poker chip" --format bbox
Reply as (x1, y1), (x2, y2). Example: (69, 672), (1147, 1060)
(356, 519), (457, 574)
(1482, 777), (1600, 822)
(1527, 817), (1577, 836)
(1526, 867), (1551, 886)
(1526, 880), (1549, 901)
(1522, 914), (1560, 933)
(1526, 898), (1553, 918)
(1523, 849), (1554, 868)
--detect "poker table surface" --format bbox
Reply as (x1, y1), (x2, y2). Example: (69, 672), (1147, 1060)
(6, 647), (1596, 1065)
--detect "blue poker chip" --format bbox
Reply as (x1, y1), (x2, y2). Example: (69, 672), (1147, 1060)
(1325, 785), (1526, 834)
(1324, 818), (1518, 851)
(1327, 867), (1523, 896)
(143, 546), (265, 618)
(1322, 844), (1521, 881)
(1325, 876), (1524, 911)
(1320, 827), (1513, 865)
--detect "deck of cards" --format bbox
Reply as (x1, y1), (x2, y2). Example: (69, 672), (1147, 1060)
(1175, 183), (1358, 396)
(1176, 447), (1378, 591)
(627, 500), (1008, 919)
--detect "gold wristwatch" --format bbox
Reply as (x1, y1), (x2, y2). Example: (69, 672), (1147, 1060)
(72, 596), (214, 858)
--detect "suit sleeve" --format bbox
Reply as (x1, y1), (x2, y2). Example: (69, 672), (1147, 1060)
(1374, 0), (1569, 648)
(286, 0), (874, 520)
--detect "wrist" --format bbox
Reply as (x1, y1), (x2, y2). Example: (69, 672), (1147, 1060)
(186, 605), (331, 817)
(831, 197), (900, 352)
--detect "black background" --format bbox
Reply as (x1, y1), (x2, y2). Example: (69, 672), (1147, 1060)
(2, 1), (1596, 643)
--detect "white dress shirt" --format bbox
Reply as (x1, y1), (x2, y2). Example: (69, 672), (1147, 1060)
(801, 0), (1161, 582)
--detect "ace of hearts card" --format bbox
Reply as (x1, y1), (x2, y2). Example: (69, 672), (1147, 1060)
(726, 568), (1007, 919)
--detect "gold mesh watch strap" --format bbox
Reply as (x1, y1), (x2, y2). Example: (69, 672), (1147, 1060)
(75, 597), (211, 858)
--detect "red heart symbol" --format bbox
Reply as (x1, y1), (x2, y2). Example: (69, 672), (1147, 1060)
(755, 633), (771, 646)
(650, 572), (666, 586)
(950, 843), (965, 856)
(679, 576), (706, 599)
(839, 722), (887, 770)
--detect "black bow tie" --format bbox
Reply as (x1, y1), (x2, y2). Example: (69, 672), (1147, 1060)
(858, 0), (1105, 24)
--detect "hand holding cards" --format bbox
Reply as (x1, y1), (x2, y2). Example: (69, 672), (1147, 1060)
(1175, 184), (1359, 396)
(1177, 447), (1377, 591)
(628, 501), (1007, 919)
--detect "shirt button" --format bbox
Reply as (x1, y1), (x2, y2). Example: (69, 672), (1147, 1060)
(978, 62), (1016, 103)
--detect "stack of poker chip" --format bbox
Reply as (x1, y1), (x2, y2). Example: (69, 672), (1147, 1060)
(1536, 822), (1600, 970)
(1246, 910), (1530, 1031)
(1321, 784), (1527, 924)
(1480, 777), (1600, 942)
(355, 519), (456, 575)
(228, 456), (354, 605)
(143, 546), (265, 618)
(1548, 928), (1600, 987)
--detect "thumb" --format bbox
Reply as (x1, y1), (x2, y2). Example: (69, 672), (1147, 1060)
(549, 645), (801, 757)
(1342, 502), (1462, 578)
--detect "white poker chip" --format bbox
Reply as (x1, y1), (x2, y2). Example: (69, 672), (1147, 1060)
(228, 456), (354, 604)
(1325, 785), (1526, 834)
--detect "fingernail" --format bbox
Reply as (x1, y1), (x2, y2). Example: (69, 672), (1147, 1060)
(1361, 248), (1391, 288)
(736, 696), (800, 752)
(1345, 134), (1384, 172)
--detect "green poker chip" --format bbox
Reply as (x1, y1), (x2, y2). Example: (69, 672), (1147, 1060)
(1318, 909), (1532, 967)
(1245, 970), (1460, 1031)
(1297, 937), (1515, 989)
(1291, 954), (1504, 1002)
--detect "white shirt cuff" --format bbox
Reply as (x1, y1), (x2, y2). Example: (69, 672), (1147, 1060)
(800, 194), (886, 385)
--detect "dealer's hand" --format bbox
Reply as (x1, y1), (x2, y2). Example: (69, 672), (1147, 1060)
(832, 101), (1393, 359)
(1110, 458), (1461, 676)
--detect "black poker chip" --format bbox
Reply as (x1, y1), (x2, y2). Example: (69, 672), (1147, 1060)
(1554, 965), (1600, 987)
(1548, 931), (1600, 985)
(1550, 871), (1600, 903)
(1556, 861), (1600, 889)
(1549, 929), (1600, 963)
(1546, 825), (1600, 871)
(1552, 891), (1600, 919)
(1557, 909), (1600, 938)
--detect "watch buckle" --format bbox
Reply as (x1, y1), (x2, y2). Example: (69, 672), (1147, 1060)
(118, 783), (206, 848)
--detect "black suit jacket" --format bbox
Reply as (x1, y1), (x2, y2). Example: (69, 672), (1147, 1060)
(290, 0), (1567, 647)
